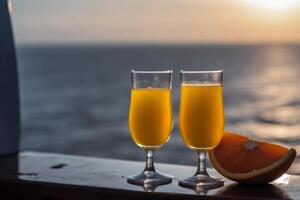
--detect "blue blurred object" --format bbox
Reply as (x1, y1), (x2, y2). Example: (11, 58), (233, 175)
(0, 0), (20, 155)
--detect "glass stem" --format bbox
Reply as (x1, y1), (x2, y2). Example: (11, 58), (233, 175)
(144, 149), (156, 172)
(195, 151), (208, 176)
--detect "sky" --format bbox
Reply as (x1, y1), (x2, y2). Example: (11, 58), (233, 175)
(11, 0), (300, 45)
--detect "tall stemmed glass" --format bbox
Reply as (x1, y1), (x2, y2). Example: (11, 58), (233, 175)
(128, 70), (173, 187)
(178, 70), (224, 189)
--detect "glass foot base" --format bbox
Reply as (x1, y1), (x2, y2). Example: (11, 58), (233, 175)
(179, 174), (224, 190)
(127, 170), (172, 187)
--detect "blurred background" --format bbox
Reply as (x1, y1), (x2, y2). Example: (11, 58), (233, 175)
(11, 0), (300, 173)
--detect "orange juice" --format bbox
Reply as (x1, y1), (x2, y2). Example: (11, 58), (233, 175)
(129, 88), (173, 149)
(179, 84), (224, 151)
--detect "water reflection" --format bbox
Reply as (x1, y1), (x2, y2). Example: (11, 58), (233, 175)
(227, 46), (300, 172)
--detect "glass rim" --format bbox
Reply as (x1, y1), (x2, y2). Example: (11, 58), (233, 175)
(180, 69), (223, 74)
(131, 69), (173, 74)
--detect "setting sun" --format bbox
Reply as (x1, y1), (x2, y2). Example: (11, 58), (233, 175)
(242, 0), (299, 11)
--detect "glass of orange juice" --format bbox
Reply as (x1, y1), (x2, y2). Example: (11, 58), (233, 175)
(128, 70), (173, 187)
(178, 70), (224, 189)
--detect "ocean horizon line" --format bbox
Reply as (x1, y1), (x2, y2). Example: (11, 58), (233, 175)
(16, 42), (300, 49)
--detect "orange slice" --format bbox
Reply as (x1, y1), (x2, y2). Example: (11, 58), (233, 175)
(209, 132), (296, 184)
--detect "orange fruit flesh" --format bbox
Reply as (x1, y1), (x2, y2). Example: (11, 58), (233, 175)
(213, 132), (289, 173)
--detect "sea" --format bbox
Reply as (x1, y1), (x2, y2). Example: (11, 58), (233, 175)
(17, 44), (300, 174)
